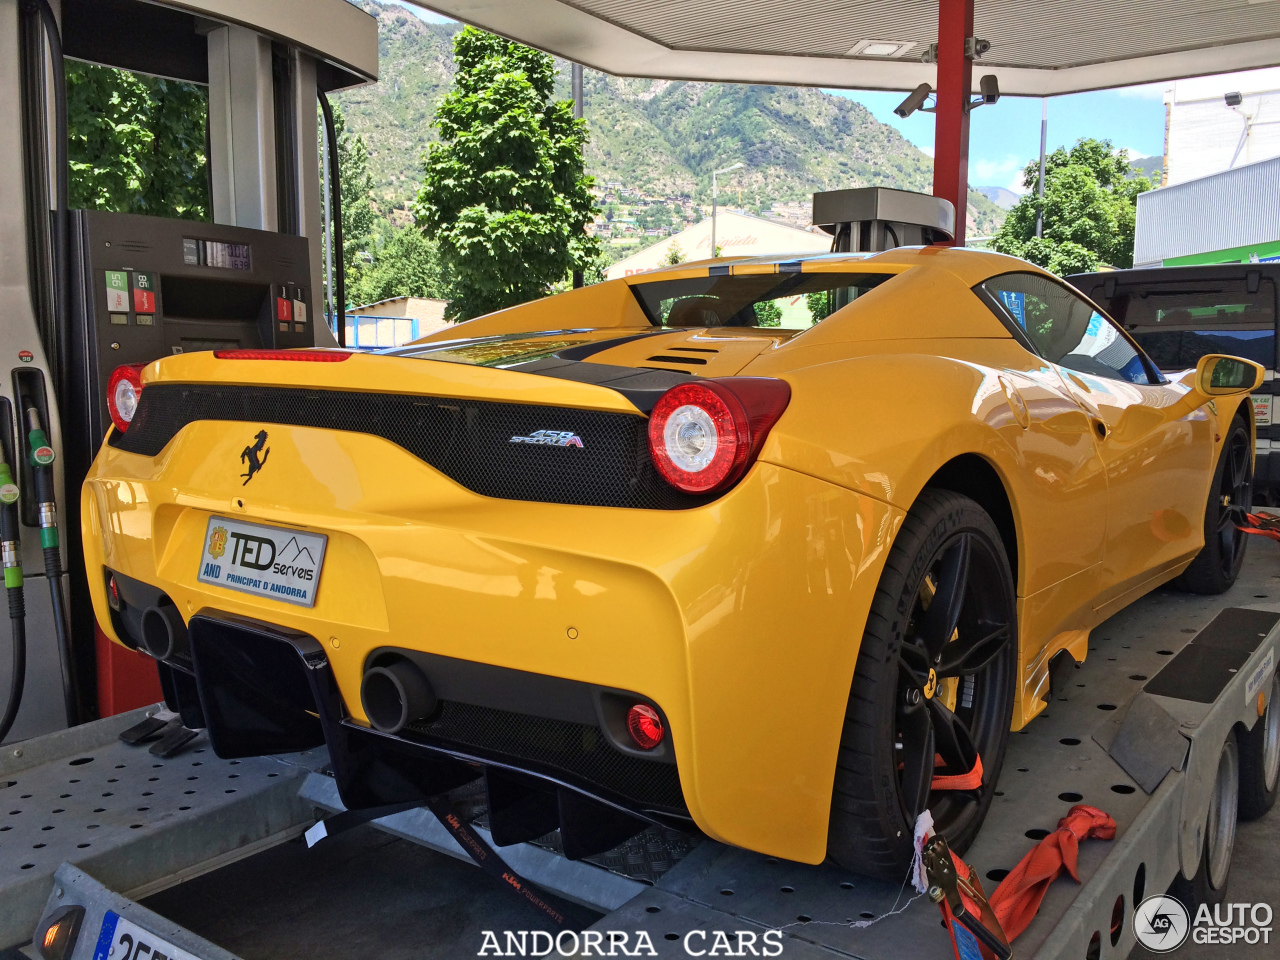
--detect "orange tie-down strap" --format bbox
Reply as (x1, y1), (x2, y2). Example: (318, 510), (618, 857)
(932, 753), (984, 791)
(1239, 513), (1280, 541)
(987, 804), (1117, 942)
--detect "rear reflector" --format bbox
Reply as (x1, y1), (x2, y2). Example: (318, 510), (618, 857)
(626, 703), (664, 750)
(213, 349), (353, 361)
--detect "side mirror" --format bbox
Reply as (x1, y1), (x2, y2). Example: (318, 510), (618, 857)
(1194, 354), (1264, 397)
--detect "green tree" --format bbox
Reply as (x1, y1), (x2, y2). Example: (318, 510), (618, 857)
(349, 226), (448, 306)
(330, 101), (377, 302)
(67, 61), (208, 220)
(992, 138), (1151, 274)
(416, 27), (599, 320)
(664, 243), (686, 265)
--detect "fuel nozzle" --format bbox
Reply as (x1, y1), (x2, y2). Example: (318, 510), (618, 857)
(25, 407), (58, 550)
(0, 442), (20, 590)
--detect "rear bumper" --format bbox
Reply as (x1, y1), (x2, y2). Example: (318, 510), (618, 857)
(82, 422), (901, 862)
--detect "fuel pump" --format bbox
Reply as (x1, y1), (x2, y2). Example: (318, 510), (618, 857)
(25, 405), (77, 720)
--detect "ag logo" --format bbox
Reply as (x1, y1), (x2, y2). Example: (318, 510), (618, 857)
(0, 483), (18, 505)
(239, 430), (270, 485)
(33, 445), (55, 465)
(1134, 895), (1190, 953)
(207, 525), (228, 560)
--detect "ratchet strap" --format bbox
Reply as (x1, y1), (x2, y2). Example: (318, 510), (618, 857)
(932, 752), (984, 791)
(923, 834), (1012, 960)
(1238, 512), (1280, 541)
(305, 794), (569, 927)
(987, 803), (1116, 942)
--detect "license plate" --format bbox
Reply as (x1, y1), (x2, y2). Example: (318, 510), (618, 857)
(196, 516), (327, 607)
(93, 911), (201, 960)
(1253, 394), (1272, 426)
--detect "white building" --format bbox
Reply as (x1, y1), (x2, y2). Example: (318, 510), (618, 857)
(605, 210), (830, 280)
(1164, 67), (1280, 186)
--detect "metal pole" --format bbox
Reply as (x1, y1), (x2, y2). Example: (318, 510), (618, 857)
(1035, 98), (1047, 239)
(711, 170), (718, 258)
(321, 125), (335, 325)
(931, 0), (974, 247)
(572, 63), (584, 287)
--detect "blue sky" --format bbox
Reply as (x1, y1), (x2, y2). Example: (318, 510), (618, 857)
(828, 86), (1167, 191)
(392, 2), (1166, 192)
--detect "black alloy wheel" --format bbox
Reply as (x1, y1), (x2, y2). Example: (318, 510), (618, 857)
(896, 533), (1014, 831)
(829, 490), (1018, 879)
(1176, 416), (1253, 594)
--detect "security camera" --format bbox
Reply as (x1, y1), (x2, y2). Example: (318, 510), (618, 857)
(1225, 91), (1243, 107)
(979, 74), (1000, 105)
(895, 83), (934, 118)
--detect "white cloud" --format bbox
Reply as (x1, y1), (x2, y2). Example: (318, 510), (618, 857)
(919, 145), (935, 159)
(1113, 146), (1148, 160)
(971, 154), (1023, 182)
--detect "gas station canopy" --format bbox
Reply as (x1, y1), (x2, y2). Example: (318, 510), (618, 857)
(415, 0), (1280, 95)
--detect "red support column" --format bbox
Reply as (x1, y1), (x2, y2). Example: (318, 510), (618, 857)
(932, 0), (974, 247)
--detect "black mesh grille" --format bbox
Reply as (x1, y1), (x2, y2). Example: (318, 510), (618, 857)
(110, 383), (712, 509)
(406, 701), (686, 814)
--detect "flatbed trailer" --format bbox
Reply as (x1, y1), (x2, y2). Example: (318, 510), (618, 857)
(4, 551), (1279, 960)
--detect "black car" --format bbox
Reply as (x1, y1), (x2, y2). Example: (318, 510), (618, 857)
(1070, 263), (1280, 502)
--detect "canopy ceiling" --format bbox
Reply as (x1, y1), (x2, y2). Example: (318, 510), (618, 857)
(412, 0), (1280, 95)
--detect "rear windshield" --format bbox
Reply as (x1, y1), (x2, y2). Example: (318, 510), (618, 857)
(630, 272), (893, 329)
(1080, 277), (1278, 371)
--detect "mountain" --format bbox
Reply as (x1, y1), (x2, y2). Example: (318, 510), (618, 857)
(1128, 155), (1163, 182)
(974, 185), (1020, 210)
(335, 2), (1004, 236)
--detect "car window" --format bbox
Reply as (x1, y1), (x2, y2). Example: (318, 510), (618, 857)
(1081, 276), (1278, 372)
(630, 272), (893, 329)
(980, 272), (1158, 385)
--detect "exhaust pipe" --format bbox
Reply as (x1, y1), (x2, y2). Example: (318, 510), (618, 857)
(140, 603), (188, 661)
(361, 658), (437, 733)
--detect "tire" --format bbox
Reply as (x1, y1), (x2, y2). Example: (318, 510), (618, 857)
(1238, 673), (1280, 821)
(1175, 415), (1252, 595)
(828, 489), (1017, 879)
(1171, 731), (1239, 910)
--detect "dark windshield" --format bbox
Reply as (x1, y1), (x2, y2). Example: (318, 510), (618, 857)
(630, 272), (893, 329)
(1080, 276), (1278, 371)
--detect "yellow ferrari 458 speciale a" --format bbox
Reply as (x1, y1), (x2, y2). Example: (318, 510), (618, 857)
(83, 248), (1263, 878)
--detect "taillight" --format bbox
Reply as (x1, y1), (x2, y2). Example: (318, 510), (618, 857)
(106, 363), (147, 433)
(213, 349), (353, 361)
(107, 573), (121, 611)
(647, 378), (791, 494)
(626, 704), (664, 750)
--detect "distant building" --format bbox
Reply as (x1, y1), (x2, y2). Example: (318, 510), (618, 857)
(1163, 68), (1280, 186)
(1133, 155), (1280, 267)
(346, 296), (451, 348)
(605, 209), (830, 280)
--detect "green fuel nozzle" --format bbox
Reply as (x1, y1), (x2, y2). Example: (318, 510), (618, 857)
(25, 408), (58, 550)
(0, 446), (19, 590)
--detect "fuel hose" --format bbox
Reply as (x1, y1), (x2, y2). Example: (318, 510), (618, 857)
(26, 407), (79, 724)
(0, 446), (25, 743)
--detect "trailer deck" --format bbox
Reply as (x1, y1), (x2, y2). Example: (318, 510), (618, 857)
(5, 547), (1280, 960)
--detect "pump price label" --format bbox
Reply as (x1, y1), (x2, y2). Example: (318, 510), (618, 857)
(197, 515), (327, 608)
(104, 271), (129, 312)
(132, 271), (157, 313)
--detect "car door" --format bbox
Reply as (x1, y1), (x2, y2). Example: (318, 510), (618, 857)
(980, 272), (1212, 599)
